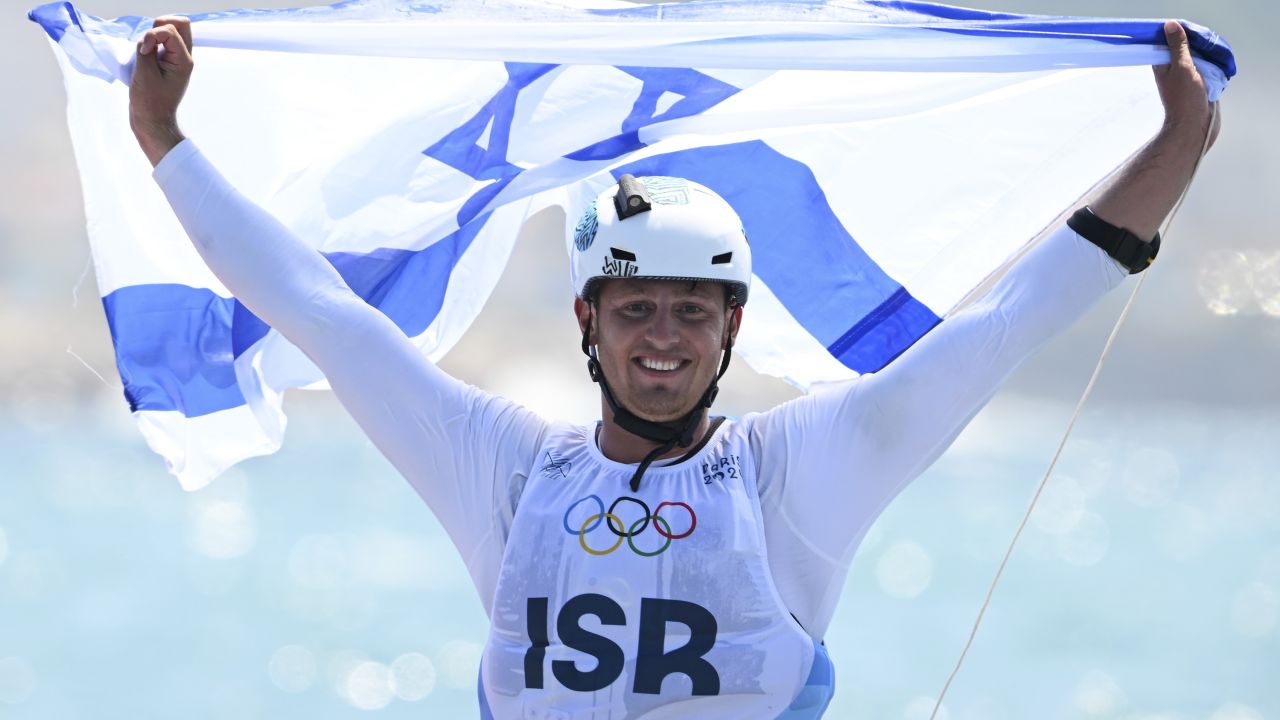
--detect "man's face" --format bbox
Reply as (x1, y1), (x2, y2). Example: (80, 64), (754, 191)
(576, 279), (742, 423)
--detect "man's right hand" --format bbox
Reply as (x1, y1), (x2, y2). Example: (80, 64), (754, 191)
(130, 16), (194, 167)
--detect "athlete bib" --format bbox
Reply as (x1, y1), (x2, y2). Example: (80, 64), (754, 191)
(480, 419), (834, 719)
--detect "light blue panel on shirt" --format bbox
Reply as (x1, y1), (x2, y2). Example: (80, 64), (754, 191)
(775, 640), (836, 719)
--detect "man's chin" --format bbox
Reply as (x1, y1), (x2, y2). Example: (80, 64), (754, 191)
(623, 392), (700, 424)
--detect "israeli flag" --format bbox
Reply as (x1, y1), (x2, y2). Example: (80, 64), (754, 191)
(30, 0), (1235, 490)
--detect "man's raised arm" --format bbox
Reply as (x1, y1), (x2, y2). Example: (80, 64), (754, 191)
(849, 20), (1218, 491)
(754, 20), (1221, 604)
(852, 20), (1220, 486)
(129, 18), (548, 595)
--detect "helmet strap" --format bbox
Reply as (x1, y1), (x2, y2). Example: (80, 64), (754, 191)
(580, 302), (734, 492)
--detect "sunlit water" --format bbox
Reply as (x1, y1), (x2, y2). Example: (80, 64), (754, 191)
(1, 396), (1276, 719)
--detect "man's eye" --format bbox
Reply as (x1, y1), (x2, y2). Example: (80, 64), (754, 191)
(680, 304), (705, 315)
(623, 303), (648, 313)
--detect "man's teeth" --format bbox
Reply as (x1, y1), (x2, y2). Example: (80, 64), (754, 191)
(640, 358), (681, 372)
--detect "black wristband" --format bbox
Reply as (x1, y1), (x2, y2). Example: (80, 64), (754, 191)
(1066, 207), (1160, 274)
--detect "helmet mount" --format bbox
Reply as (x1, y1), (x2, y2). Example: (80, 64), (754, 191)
(613, 174), (652, 220)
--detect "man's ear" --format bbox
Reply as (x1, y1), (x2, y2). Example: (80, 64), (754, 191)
(574, 297), (593, 341)
(725, 305), (743, 348)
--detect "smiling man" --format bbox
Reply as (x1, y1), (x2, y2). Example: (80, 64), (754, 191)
(130, 13), (1217, 719)
(571, 176), (749, 484)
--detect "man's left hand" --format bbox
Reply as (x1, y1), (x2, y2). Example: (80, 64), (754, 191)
(1154, 20), (1220, 150)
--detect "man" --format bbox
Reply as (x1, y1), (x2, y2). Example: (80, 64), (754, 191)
(130, 14), (1217, 718)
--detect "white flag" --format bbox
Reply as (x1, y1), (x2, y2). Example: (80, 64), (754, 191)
(30, 0), (1235, 489)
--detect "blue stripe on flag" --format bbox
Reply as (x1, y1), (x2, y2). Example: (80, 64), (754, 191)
(29, 1), (1237, 80)
(104, 215), (490, 417)
(426, 63), (740, 225)
(103, 285), (245, 416)
(27, 3), (149, 82)
(614, 141), (940, 374)
(28, 2), (76, 42)
(580, 1), (1234, 77)
(931, 19), (1236, 78)
(327, 212), (489, 337)
(26, 3), (149, 44)
(866, 0), (1235, 74)
(565, 67), (741, 161)
(424, 63), (560, 226)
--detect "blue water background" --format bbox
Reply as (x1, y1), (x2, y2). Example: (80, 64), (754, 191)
(1, 394), (1275, 719)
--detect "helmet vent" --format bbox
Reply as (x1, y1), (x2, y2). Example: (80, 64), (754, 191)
(711, 252), (733, 265)
(610, 248), (637, 262)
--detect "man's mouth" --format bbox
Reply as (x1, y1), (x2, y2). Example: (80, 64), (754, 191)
(635, 357), (686, 373)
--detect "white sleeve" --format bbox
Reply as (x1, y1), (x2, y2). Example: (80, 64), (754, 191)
(153, 140), (548, 601)
(752, 223), (1128, 638)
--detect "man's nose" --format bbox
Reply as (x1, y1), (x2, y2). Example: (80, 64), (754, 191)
(643, 310), (681, 347)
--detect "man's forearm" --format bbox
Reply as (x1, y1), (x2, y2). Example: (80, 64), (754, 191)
(154, 139), (362, 347)
(1088, 116), (1214, 242)
(132, 122), (186, 168)
(1088, 20), (1219, 242)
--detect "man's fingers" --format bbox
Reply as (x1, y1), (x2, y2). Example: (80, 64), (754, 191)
(156, 26), (192, 66)
(1164, 20), (1192, 67)
(138, 27), (169, 55)
(132, 44), (159, 80)
(138, 26), (192, 68)
(154, 15), (193, 57)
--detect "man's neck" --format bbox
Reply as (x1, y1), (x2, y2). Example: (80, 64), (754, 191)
(596, 407), (712, 465)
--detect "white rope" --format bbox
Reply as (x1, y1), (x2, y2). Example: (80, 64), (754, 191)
(71, 253), (92, 308)
(66, 345), (116, 389)
(66, 252), (118, 389)
(928, 102), (1218, 720)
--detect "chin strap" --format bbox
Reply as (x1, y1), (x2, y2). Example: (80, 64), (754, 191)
(581, 303), (733, 492)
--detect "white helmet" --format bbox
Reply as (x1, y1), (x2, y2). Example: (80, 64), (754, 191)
(571, 175), (751, 306)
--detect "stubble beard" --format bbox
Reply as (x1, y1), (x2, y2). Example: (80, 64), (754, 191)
(625, 385), (697, 423)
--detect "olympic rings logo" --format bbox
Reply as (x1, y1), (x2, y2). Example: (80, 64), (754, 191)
(563, 495), (697, 557)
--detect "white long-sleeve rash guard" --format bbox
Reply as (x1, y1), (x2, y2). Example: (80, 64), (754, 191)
(155, 139), (1127, 642)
